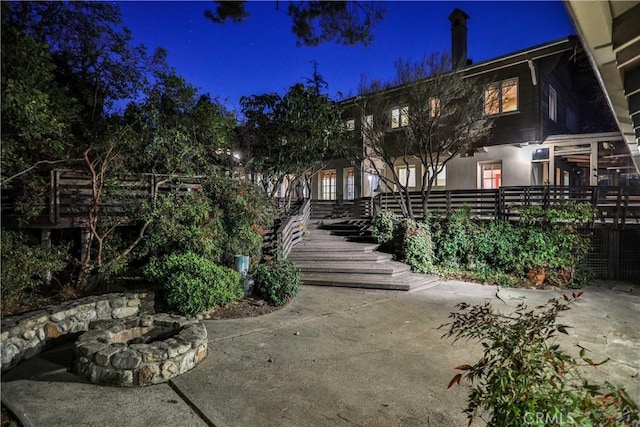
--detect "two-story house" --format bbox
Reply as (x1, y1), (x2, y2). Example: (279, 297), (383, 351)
(309, 8), (636, 207)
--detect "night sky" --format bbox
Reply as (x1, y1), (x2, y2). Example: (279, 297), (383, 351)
(117, 1), (575, 112)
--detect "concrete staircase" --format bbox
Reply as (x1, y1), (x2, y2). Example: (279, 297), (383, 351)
(289, 219), (439, 291)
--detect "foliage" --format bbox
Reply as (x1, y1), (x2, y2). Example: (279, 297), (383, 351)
(372, 211), (434, 273)
(143, 252), (243, 316)
(398, 218), (434, 273)
(240, 73), (350, 209)
(518, 201), (597, 226)
(203, 174), (274, 266)
(205, 1), (386, 46)
(371, 210), (400, 249)
(429, 207), (593, 288)
(430, 207), (476, 269)
(252, 258), (301, 306)
(141, 190), (225, 262)
(441, 293), (639, 426)
(1, 230), (69, 313)
(357, 53), (494, 219)
(123, 72), (237, 176)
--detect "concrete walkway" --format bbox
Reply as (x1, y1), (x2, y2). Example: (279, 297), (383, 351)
(2, 281), (639, 426)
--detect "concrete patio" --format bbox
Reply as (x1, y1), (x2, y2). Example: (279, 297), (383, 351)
(2, 280), (639, 426)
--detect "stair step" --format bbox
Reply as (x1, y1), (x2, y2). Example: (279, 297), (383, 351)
(301, 272), (439, 291)
(292, 242), (379, 252)
(288, 251), (393, 262)
(295, 261), (411, 275)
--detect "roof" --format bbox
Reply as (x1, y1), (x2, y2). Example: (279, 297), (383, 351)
(339, 36), (579, 104)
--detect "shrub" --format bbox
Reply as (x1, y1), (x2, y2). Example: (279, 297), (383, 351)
(143, 252), (243, 316)
(431, 207), (476, 269)
(252, 258), (301, 306)
(142, 190), (225, 262)
(371, 210), (400, 250)
(441, 293), (639, 426)
(1, 230), (68, 313)
(398, 218), (434, 273)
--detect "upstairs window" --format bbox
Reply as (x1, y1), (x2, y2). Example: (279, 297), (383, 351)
(391, 106), (409, 128)
(549, 85), (557, 122)
(345, 119), (355, 131)
(484, 78), (518, 115)
(429, 97), (441, 118)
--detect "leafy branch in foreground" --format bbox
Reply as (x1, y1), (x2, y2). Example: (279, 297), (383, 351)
(440, 292), (639, 426)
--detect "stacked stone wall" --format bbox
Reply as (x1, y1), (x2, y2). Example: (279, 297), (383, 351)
(1, 291), (154, 372)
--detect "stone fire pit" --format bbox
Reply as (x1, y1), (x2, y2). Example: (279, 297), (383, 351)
(74, 313), (207, 387)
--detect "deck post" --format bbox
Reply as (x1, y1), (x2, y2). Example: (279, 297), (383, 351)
(41, 229), (52, 285)
(80, 228), (91, 263)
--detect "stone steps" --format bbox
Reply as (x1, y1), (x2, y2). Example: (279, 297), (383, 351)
(290, 219), (439, 291)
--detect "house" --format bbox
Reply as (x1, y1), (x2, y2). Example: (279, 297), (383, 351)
(309, 8), (639, 207)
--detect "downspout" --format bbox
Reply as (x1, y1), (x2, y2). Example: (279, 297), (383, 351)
(528, 59), (542, 143)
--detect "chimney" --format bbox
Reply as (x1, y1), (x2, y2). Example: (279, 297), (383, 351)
(449, 8), (469, 68)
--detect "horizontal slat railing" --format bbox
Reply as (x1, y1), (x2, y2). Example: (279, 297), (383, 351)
(277, 198), (311, 258)
(374, 186), (640, 228)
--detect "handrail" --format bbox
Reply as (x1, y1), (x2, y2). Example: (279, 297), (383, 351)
(276, 198), (311, 258)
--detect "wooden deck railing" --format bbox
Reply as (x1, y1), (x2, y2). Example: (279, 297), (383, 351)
(375, 185), (640, 228)
(1, 169), (207, 228)
(276, 198), (311, 258)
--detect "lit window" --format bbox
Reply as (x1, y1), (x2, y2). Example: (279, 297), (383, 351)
(345, 119), (355, 131)
(396, 166), (416, 188)
(428, 165), (446, 187)
(391, 106), (409, 129)
(549, 85), (557, 122)
(321, 170), (336, 200)
(484, 78), (518, 115)
(345, 169), (355, 200)
(481, 163), (502, 189)
(429, 97), (441, 118)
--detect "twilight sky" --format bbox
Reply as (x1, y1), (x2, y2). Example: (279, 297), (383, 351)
(117, 1), (576, 113)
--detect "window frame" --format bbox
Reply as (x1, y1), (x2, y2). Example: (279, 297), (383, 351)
(320, 170), (337, 200)
(480, 162), (502, 189)
(549, 84), (557, 122)
(484, 78), (519, 116)
(391, 106), (409, 129)
(395, 165), (417, 189)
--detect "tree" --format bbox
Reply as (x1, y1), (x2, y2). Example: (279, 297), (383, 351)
(239, 73), (349, 209)
(357, 53), (494, 219)
(205, 1), (386, 46)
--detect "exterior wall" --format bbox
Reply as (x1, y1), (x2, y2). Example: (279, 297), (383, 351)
(479, 62), (540, 146)
(446, 145), (537, 189)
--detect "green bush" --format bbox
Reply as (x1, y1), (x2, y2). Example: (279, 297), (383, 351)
(442, 294), (639, 426)
(143, 252), (243, 316)
(431, 207), (476, 269)
(398, 218), (434, 273)
(252, 258), (301, 306)
(142, 190), (225, 262)
(371, 210), (400, 250)
(1, 230), (69, 312)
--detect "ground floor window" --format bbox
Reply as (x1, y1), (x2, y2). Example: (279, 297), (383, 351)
(396, 165), (416, 188)
(344, 168), (355, 200)
(481, 162), (502, 189)
(428, 165), (446, 187)
(321, 170), (336, 200)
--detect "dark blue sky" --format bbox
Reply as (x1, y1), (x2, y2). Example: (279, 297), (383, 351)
(117, 1), (575, 113)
